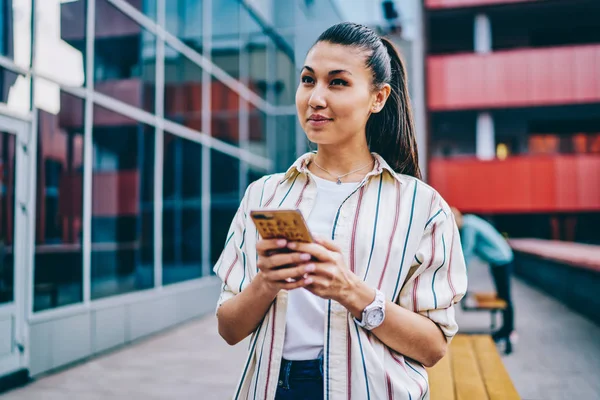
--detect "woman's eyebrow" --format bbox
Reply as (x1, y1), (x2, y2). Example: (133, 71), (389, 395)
(301, 66), (353, 76)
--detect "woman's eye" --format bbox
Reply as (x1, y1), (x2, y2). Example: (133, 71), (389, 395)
(330, 79), (348, 86)
(301, 76), (314, 84)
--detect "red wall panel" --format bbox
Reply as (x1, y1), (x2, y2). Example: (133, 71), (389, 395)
(429, 156), (600, 213)
(59, 171), (140, 218)
(427, 45), (600, 110)
(426, 0), (541, 9)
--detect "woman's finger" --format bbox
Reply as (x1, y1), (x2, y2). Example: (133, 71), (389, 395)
(287, 242), (335, 262)
(280, 275), (313, 291)
(314, 237), (342, 253)
(304, 274), (330, 293)
(266, 262), (316, 282)
(256, 238), (288, 256)
(264, 252), (312, 270)
(304, 263), (338, 279)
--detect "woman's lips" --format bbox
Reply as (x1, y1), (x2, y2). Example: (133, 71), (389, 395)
(307, 118), (332, 127)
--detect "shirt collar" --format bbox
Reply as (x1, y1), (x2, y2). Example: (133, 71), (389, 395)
(282, 151), (401, 183)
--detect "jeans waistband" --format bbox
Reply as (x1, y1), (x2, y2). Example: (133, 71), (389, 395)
(279, 358), (323, 386)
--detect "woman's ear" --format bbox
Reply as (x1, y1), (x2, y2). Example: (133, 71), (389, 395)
(371, 83), (391, 113)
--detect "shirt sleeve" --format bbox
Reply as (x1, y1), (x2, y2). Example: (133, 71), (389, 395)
(212, 185), (254, 314)
(397, 204), (468, 341)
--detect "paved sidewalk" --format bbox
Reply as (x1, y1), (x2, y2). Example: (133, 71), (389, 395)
(3, 267), (600, 399)
(2, 315), (249, 400)
(458, 265), (600, 400)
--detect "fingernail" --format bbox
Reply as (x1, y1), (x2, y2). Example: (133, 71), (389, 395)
(277, 239), (287, 247)
(305, 277), (313, 284)
(300, 253), (311, 261)
(305, 264), (315, 272)
(288, 243), (297, 249)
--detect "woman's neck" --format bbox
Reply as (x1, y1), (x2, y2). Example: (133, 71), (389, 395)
(309, 144), (374, 183)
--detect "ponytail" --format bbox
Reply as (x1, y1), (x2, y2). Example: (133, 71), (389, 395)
(316, 23), (422, 179)
(366, 38), (421, 179)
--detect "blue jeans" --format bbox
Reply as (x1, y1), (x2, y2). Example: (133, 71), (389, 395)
(275, 357), (324, 400)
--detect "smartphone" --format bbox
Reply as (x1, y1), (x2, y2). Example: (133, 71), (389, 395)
(250, 209), (313, 244)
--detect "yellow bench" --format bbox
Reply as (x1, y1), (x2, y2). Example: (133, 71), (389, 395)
(426, 335), (520, 400)
(461, 292), (507, 332)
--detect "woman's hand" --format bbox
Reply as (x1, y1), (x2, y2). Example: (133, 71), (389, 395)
(255, 239), (314, 295)
(287, 238), (372, 309)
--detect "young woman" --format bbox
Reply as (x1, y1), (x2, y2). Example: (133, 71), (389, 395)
(214, 22), (467, 400)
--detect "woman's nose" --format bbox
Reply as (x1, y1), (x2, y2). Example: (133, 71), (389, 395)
(308, 86), (327, 109)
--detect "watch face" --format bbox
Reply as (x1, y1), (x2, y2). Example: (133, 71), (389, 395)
(366, 309), (385, 327)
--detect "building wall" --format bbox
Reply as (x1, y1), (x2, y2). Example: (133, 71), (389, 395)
(425, 0), (600, 241)
(0, 0), (342, 379)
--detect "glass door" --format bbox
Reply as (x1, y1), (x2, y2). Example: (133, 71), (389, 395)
(0, 114), (30, 377)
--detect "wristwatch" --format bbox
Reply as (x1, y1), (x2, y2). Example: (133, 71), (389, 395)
(354, 289), (386, 330)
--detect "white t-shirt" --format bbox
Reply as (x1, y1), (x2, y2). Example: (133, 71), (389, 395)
(282, 174), (359, 360)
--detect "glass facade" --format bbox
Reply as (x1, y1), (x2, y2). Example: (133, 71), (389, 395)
(34, 92), (85, 311)
(0, 131), (16, 304)
(0, 0), (300, 313)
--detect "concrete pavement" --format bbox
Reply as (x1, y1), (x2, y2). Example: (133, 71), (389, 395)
(3, 266), (600, 399)
(2, 315), (248, 399)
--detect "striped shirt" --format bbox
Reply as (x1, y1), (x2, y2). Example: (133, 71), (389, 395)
(214, 152), (468, 400)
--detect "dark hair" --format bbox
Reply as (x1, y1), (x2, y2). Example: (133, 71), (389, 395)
(314, 22), (421, 179)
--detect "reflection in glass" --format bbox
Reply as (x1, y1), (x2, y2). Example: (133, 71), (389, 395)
(211, 78), (240, 145)
(274, 114), (298, 171)
(0, 67), (30, 115)
(91, 105), (154, 299)
(248, 164), (267, 187)
(164, 45), (203, 130)
(249, 109), (267, 158)
(162, 134), (203, 284)
(0, 132), (15, 304)
(34, 92), (84, 312)
(166, 0), (203, 53)
(94, 0), (156, 112)
(124, 0), (156, 19)
(247, 33), (268, 100)
(211, 0), (240, 76)
(210, 149), (239, 265)
(33, 0), (85, 94)
(0, 0), (32, 69)
(275, 43), (296, 106)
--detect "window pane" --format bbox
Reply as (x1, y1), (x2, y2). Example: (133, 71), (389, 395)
(166, 0), (203, 53)
(242, 6), (270, 102)
(34, 92), (84, 312)
(275, 41), (296, 106)
(35, 0), (85, 89)
(247, 33), (268, 100)
(212, 0), (240, 77)
(249, 109), (267, 158)
(94, 0), (156, 112)
(91, 105), (154, 299)
(1, 0), (32, 68)
(162, 133), (203, 284)
(210, 149), (239, 265)
(164, 45), (203, 130)
(274, 114), (297, 171)
(124, 0), (156, 19)
(0, 66), (30, 114)
(211, 78), (240, 145)
(248, 164), (267, 186)
(0, 132), (16, 304)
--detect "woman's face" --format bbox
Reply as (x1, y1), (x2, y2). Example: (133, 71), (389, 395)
(296, 41), (388, 147)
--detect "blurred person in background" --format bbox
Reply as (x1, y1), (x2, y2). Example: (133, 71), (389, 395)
(451, 207), (516, 353)
(214, 22), (467, 400)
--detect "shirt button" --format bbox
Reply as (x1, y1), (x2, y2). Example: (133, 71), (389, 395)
(278, 380), (284, 387)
